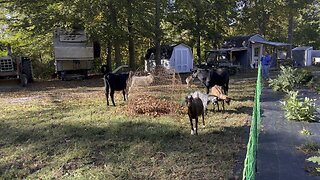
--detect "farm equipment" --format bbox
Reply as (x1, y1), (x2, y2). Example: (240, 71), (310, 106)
(198, 50), (241, 75)
(0, 55), (33, 87)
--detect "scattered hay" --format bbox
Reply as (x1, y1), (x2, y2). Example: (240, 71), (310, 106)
(127, 65), (186, 116)
(127, 95), (186, 117)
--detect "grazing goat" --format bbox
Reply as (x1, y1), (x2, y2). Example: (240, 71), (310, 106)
(211, 85), (231, 111)
(130, 73), (154, 86)
(185, 95), (205, 135)
(185, 75), (193, 88)
(192, 68), (229, 94)
(190, 91), (218, 114)
(104, 72), (129, 106)
(128, 73), (154, 93)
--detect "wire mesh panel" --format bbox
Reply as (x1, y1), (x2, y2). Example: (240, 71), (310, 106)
(242, 63), (262, 180)
(127, 66), (186, 117)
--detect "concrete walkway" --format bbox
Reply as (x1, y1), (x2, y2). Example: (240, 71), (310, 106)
(257, 87), (320, 180)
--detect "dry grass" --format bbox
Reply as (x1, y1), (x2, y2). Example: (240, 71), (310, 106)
(0, 73), (256, 179)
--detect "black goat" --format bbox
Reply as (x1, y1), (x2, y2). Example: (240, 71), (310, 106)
(185, 95), (205, 135)
(104, 72), (130, 106)
(192, 68), (229, 94)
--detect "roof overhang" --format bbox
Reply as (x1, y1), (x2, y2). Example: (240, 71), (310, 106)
(205, 47), (248, 52)
(251, 40), (291, 47)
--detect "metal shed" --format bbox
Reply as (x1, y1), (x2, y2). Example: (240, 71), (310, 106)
(145, 43), (193, 73)
(292, 46), (313, 66)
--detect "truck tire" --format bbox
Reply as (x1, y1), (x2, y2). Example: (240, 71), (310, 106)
(20, 74), (28, 87)
(22, 58), (33, 82)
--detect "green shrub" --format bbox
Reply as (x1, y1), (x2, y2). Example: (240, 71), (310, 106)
(308, 156), (320, 166)
(281, 91), (316, 122)
(269, 66), (313, 92)
(307, 151), (320, 174)
(297, 68), (313, 85)
(32, 59), (55, 79)
(300, 127), (312, 136)
(307, 76), (320, 93)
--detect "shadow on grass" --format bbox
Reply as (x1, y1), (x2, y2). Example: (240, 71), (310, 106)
(0, 76), (104, 93)
(0, 119), (248, 179)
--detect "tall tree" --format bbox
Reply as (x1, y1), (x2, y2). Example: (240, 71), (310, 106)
(294, 0), (320, 49)
(286, 0), (294, 58)
(195, 0), (201, 65)
(127, 0), (136, 70)
(154, 0), (161, 66)
(109, 0), (122, 67)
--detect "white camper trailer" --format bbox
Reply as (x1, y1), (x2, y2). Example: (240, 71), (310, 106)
(53, 28), (94, 80)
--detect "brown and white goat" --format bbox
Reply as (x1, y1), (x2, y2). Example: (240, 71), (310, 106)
(185, 95), (205, 135)
(185, 75), (193, 88)
(211, 85), (231, 111)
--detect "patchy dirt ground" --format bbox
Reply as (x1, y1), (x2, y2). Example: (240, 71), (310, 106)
(0, 75), (105, 102)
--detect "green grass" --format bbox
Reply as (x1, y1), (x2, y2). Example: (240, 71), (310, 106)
(0, 77), (255, 179)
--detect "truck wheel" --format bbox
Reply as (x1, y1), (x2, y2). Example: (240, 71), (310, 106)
(22, 58), (33, 82)
(20, 74), (28, 87)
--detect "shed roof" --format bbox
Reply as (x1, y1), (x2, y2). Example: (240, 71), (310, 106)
(292, 46), (313, 51)
(252, 40), (291, 47)
(145, 43), (190, 60)
(222, 34), (266, 48)
(206, 47), (248, 52)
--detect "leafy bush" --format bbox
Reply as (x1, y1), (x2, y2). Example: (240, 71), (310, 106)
(300, 127), (312, 136)
(269, 66), (313, 92)
(32, 59), (55, 79)
(307, 76), (320, 93)
(281, 91), (316, 122)
(307, 151), (320, 174)
(296, 68), (313, 85)
(308, 156), (320, 166)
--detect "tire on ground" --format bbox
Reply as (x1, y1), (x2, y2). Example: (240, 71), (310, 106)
(22, 58), (33, 82)
(20, 74), (28, 87)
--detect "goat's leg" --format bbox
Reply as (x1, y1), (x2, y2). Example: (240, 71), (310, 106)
(195, 117), (198, 135)
(111, 90), (116, 106)
(225, 83), (229, 95)
(222, 101), (225, 111)
(122, 89), (126, 101)
(202, 112), (205, 128)
(105, 88), (109, 106)
(189, 117), (195, 135)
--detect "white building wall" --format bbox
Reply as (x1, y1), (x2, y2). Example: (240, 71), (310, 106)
(145, 44), (193, 73)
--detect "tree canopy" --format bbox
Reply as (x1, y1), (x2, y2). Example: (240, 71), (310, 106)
(0, 0), (319, 76)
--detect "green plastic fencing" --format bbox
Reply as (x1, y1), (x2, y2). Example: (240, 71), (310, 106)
(242, 63), (262, 180)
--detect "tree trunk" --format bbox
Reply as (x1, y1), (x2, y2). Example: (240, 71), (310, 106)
(128, 0), (135, 70)
(195, 0), (201, 65)
(287, 13), (293, 58)
(114, 43), (121, 68)
(154, 0), (161, 66)
(109, 0), (121, 67)
(287, 0), (293, 58)
(106, 41), (112, 72)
